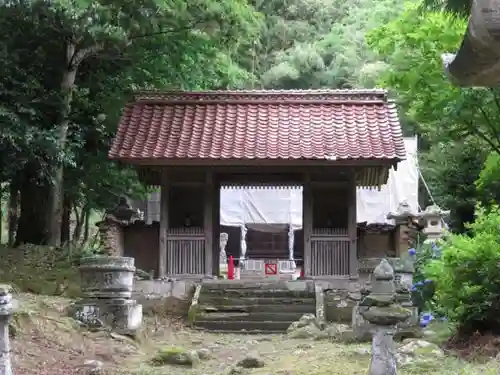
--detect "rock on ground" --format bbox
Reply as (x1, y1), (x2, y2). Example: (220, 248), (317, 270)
(396, 339), (444, 367)
(287, 313), (354, 342)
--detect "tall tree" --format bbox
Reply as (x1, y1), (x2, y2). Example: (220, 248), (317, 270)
(366, 5), (500, 229)
(0, 0), (260, 246)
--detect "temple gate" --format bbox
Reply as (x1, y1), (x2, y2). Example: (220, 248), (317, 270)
(109, 89), (406, 279)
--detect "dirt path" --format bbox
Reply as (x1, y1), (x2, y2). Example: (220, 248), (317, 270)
(8, 293), (498, 375)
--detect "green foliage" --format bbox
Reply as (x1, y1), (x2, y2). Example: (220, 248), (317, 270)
(420, 140), (487, 232)
(250, 0), (406, 89)
(476, 152), (500, 204)
(367, 5), (500, 228)
(423, 206), (500, 333)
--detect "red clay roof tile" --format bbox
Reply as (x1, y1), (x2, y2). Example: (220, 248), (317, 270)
(109, 90), (406, 163)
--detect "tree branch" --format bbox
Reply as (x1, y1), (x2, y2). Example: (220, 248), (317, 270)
(463, 120), (500, 156)
(70, 43), (104, 69)
(127, 19), (209, 43)
(476, 102), (500, 153)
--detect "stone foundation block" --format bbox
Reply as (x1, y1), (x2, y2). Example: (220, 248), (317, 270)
(324, 289), (360, 324)
(72, 298), (143, 335)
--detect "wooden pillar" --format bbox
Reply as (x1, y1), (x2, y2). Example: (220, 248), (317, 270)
(303, 173), (313, 276)
(203, 171), (214, 276)
(158, 171), (169, 278)
(348, 171), (358, 278)
(212, 179), (221, 276)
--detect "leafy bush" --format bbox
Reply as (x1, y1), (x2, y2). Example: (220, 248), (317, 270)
(423, 205), (500, 334)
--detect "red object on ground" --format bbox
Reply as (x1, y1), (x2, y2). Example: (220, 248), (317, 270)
(300, 268), (305, 278)
(228, 255), (234, 280)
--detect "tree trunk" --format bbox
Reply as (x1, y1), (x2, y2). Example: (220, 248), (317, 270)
(82, 205), (91, 245)
(48, 43), (78, 247)
(72, 204), (86, 244)
(15, 166), (51, 246)
(60, 194), (71, 246)
(7, 180), (18, 246)
(0, 191), (3, 245)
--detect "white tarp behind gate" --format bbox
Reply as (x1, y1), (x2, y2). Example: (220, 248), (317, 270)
(219, 137), (418, 228)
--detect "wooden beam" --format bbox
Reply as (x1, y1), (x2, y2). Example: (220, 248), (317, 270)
(348, 171), (358, 278)
(212, 178), (221, 276)
(303, 173), (313, 276)
(203, 171), (214, 276)
(158, 171), (169, 278)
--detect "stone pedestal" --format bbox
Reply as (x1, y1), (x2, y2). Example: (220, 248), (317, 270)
(76, 256), (143, 335)
(359, 259), (411, 375)
(74, 298), (143, 335)
(0, 286), (14, 375)
(369, 327), (398, 375)
(75, 199), (143, 336)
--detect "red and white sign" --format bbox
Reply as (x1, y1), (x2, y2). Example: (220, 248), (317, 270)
(264, 262), (278, 275)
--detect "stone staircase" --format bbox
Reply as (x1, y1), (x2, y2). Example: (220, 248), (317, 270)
(190, 280), (316, 333)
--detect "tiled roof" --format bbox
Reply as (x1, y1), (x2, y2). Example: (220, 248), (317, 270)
(109, 90), (405, 163)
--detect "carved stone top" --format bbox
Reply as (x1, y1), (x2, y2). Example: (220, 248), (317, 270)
(420, 204), (450, 220)
(101, 197), (141, 225)
(220, 232), (229, 249)
(387, 200), (418, 222)
(373, 259), (394, 281)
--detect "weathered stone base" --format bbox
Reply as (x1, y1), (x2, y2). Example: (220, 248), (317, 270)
(133, 279), (197, 317)
(324, 289), (361, 324)
(352, 305), (420, 342)
(71, 298), (143, 335)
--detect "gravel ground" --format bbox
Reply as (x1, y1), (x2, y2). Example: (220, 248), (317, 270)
(8, 294), (500, 375)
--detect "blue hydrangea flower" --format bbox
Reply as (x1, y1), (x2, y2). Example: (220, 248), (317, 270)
(420, 312), (434, 322)
(424, 279), (433, 284)
(419, 321), (428, 328)
(408, 248), (416, 256)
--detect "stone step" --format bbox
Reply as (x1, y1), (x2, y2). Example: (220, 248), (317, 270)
(197, 296), (315, 306)
(193, 329), (284, 335)
(197, 311), (304, 322)
(194, 320), (293, 332)
(199, 289), (315, 298)
(198, 303), (315, 314)
(200, 280), (315, 291)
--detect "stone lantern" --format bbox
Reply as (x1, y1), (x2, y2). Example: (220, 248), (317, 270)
(420, 205), (450, 243)
(359, 259), (411, 375)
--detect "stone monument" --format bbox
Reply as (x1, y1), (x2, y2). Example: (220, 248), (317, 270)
(73, 198), (143, 336)
(219, 232), (229, 277)
(220, 232), (228, 264)
(360, 259), (411, 375)
(0, 285), (15, 375)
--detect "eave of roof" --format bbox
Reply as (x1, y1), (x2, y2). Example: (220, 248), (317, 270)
(109, 89), (406, 166)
